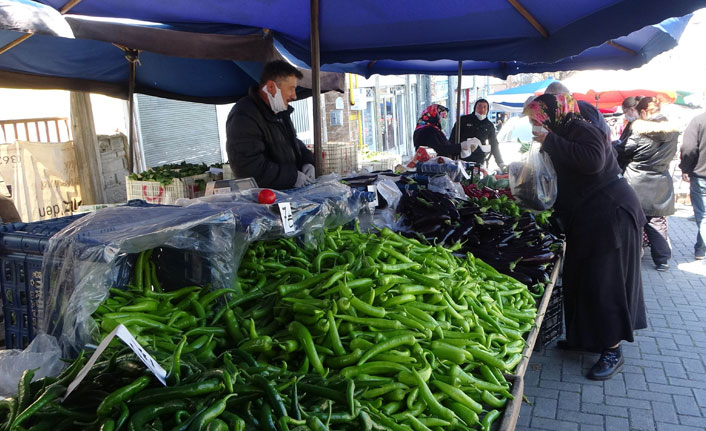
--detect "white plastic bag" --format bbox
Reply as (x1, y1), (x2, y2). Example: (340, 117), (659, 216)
(0, 334), (63, 397)
(508, 142), (557, 211)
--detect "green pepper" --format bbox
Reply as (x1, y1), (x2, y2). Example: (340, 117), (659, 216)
(432, 380), (483, 414)
(97, 375), (151, 418)
(187, 394), (237, 431)
(289, 321), (325, 376)
(10, 384), (65, 430)
(129, 400), (187, 431)
(358, 334), (416, 365)
(410, 369), (457, 424)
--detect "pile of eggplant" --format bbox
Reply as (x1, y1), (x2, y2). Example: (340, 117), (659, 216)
(397, 189), (563, 293)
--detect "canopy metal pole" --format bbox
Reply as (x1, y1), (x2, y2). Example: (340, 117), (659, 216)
(455, 61), (463, 144)
(125, 49), (139, 173)
(310, 0), (323, 176)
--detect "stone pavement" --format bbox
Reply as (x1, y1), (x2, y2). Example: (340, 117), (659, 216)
(517, 203), (706, 431)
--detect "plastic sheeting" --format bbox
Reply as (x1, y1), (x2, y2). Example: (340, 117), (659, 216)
(37, 178), (371, 356)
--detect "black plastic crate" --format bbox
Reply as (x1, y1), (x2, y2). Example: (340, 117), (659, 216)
(535, 283), (563, 350)
(0, 214), (85, 349)
(0, 200), (167, 348)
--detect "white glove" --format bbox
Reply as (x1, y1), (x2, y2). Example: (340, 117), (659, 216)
(460, 138), (481, 158)
(302, 163), (316, 180)
(294, 171), (313, 188)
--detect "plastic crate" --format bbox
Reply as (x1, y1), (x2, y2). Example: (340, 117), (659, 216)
(0, 200), (166, 348)
(125, 173), (212, 205)
(535, 283), (563, 349)
(0, 213), (86, 349)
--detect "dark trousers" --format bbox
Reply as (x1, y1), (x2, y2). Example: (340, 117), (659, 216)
(644, 216), (671, 265)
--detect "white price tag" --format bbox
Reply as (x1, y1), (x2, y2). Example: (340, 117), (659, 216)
(367, 185), (379, 208)
(63, 324), (167, 400)
(458, 161), (471, 180)
(278, 202), (295, 234)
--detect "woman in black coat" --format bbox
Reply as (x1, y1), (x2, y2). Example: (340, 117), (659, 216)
(617, 97), (679, 271)
(524, 94), (647, 381)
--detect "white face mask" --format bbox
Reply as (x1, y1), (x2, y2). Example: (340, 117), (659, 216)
(625, 114), (637, 122)
(532, 125), (548, 135)
(440, 117), (448, 130)
(475, 112), (487, 121)
(263, 83), (288, 114)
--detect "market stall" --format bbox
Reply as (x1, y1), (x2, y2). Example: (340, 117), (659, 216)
(0, 149), (568, 430)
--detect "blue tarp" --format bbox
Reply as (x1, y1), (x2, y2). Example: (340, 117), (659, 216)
(36, 0), (706, 66)
(0, 1), (701, 102)
(0, 7), (345, 103)
(323, 15), (692, 78)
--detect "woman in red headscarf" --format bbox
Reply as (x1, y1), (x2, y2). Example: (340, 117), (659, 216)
(413, 104), (474, 158)
(523, 93), (647, 381)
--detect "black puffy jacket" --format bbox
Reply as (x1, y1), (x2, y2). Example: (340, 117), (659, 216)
(450, 114), (503, 165)
(226, 86), (314, 190)
(618, 116), (679, 217)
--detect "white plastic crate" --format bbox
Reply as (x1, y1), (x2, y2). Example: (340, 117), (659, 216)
(125, 173), (212, 205)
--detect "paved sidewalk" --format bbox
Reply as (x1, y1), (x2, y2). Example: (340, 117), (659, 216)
(517, 204), (706, 431)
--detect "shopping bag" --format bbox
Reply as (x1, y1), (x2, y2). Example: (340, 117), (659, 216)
(508, 142), (557, 211)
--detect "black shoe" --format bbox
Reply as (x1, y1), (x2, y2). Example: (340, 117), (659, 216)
(587, 346), (624, 381)
(655, 263), (669, 272)
(696, 250), (705, 260)
(556, 340), (584, 352)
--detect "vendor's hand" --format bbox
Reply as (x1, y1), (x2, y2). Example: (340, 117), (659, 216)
(302, 163), (316, 180)
(498, 163), (508, 173)
(460, 138), (480, 158)
(294, 171), (313, 188)
(461, 138), (481, 152)
(532, 129), (548, 144)
(682, 173), (691, 183)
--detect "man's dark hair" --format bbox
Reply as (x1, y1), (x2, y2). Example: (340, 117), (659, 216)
(622, 96), (643, 110)
(259, 60), (303, 85)
(635, 96), (656, 113)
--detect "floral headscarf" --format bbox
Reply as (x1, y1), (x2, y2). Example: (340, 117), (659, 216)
(522, 93), (582, 134)
(416, 104), (448, 131)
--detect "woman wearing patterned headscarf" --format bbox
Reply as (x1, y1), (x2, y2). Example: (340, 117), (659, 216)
(413, 104), (475, 158)
(523, 93), (647, 381)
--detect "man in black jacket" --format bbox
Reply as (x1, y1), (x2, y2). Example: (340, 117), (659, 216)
(679, 109), (706, 260)
(450, 99), (505, 169)
(226, 60), (315, 190)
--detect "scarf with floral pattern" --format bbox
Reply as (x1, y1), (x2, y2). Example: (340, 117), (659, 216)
(523, 93), (582, 135)
(416, 104), (448, 131)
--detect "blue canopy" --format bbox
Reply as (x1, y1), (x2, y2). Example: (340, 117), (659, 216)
(0, 7), (345, 103)
(0, 1), (700, 102)
(35, 0), (706, 66)
(323, 15), (692, 78)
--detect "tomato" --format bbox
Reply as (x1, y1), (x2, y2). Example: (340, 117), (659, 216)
(257, 189), (276, 204)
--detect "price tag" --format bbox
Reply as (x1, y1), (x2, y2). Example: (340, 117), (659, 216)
(278, 202), (295, 234)
(458, 161), (471, 180)
(367, 185), (379, 208)
(63, 324), (167, 400)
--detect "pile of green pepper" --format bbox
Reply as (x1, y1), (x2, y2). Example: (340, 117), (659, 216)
(0, 225), (538, 430)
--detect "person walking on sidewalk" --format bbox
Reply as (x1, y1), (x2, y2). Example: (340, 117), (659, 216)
(524, 94), (646, 381)
(619, 97), (679, 271)
(679, 109), (706, 260)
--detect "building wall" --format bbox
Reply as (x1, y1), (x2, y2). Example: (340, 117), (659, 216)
(324, 91), (353, 143)
(97, 133), (129, 203)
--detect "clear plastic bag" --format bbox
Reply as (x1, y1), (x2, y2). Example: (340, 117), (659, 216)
(508, 142), (557, 211)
